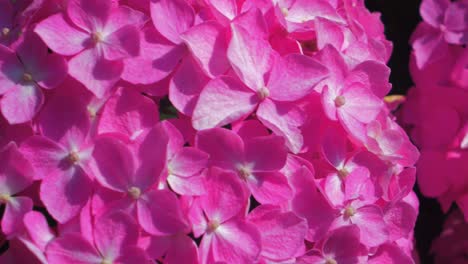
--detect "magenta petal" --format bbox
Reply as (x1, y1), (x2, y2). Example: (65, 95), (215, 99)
(94, 211), (139, 260)
(23, 211), (55, 251)
(268, 54), (328, 101)
(46, 233), (101, 264)
(211, 220), (261, 263)
(245, 135), (287, 171)
(67, 0), (112, 32)
(137, 189), (189, 235)
(150, 0), (195, 44)
(420, 0), (448, 28)
(368, 243), (413, 264)
(97, 88), (158, 141)
(227, 24), (274, 91)
(0, 142), (34, 194)
(320, 125), (347, 168)
(2, 196), (33, 237)
(247, 172), (293, 205)
(323, 225), (367, 263)
(34, 14), (88, 56)
(340, 83), (383, 124)
(248, 205), (307, 260)
(169, 147), (209, 177)
(257, 100), (305, 154)
(167, 173), (206, 196)
(168, 56), (208, 116)
(1, 85), (44, 124)
(0, 45), (23, 94)
(91, 136), (135, 191)
(69, 49), (123, 98)
(102, 25), (140, 60)
(202, 169), (247, 223)
(384, 202), (417, 241)
(353, 205), (389, 247)
(122, 26), (186, 85)
(165, 235), (199, 264)
(40, 168), (93, 223)
(115, 246), (151, 264)
(181, 21), (230, 77)
(192, 76), (258, 130)
(195, 128), (244, 169)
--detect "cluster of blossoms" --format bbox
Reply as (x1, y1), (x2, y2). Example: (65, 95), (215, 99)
(401, 0), (468, 221)
(0, 0), (420, 263)
(431, 209), (468, 263)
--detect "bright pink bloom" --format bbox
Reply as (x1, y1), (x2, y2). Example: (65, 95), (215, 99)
(196, 127), (292, 204)
(46, 211), (151, 263)
(0, 32), (67, 124)
(34, 0), (145, 97)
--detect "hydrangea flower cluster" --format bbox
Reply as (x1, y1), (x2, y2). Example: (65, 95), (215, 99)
(431, 209), (468, 263)
(401, 0), (468, 221)
(0, 0), (420, 263)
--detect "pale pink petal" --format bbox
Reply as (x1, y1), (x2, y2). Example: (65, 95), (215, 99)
(195, 128), (244, 169)
(206, 0), (237, 21)
(340, 83), (383, 124)
(248, 205), (308, 260)
(91, 136), (135, 191)
(103, 5), (147, 34)
(322, 174), (345, 206)
(0, 142), (34, 194)
(169, 147), (209, 177)
(202, 168), (247, 223)
(368, 243), (413, 264)
(352, 205), (389, 247)
(123, 26), (186, 85)
(137, 189), (189, 236)
(181, 21), (230, 78)
(24, 211), (55, 251)
(227, 24), (274, 91)
(257, 100), (305, 154)
(150, 0), (195, 44)
(192, 76), (258, 130)
(411, 23), (447, 69)
(212, 220), (261, 264)
(1, 85), (44, 124)
(384, 202), (417, 241)
(169, 56), (209, 116)
(40, 168), (93, 223)
(268, 54), (328, 101)
(69, 48), (123, 98)
(420, 0), (448, 28)
(351, 61), (392, 98)
(102, 25), (140, 60)
(46, 233), (101, 264)
(2, 196), (33, 237)
(34, 14), (88, 56)
(94, 211), (139, 260)
(247, 172), (293, 204)
(168, 173), (206, 196)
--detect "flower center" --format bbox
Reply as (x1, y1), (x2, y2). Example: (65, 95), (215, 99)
(344, 206), (356, 218)
(1, 27), (10, 36)
(207, 219), (220, 233)
(337, 168), (349, 179)
(23, 73), (33, 82)
(0, 193), (11, 203)
(325, 258), (337, 264)
(257, 87), (270, 100)
(101, 258), (112, 264)
(334, 95), (346, 107)
(281, 7), (289, 17)
(92, 32), (104, 43)
(67, 151), (80, 164)
(238, 167), (251, 179)
(128, 186), (141, 200)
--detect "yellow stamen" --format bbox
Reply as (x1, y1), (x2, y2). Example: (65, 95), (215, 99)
(92, 32), (103, 43)
(325, 258), (337, 264)
(0, 193), (11, 203)
(344, 206), (356, 218)
(257, 87), (270, 100)
(23, 73), (33, 82)
(68, 151), (80, 164)
(281, 7), (289, 17)
(338, 168), (349, 179)
(207, 219), (220, 233)
(2, 27), (10, 36)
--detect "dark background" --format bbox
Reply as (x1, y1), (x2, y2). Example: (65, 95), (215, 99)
(365, 1), (446, 263)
